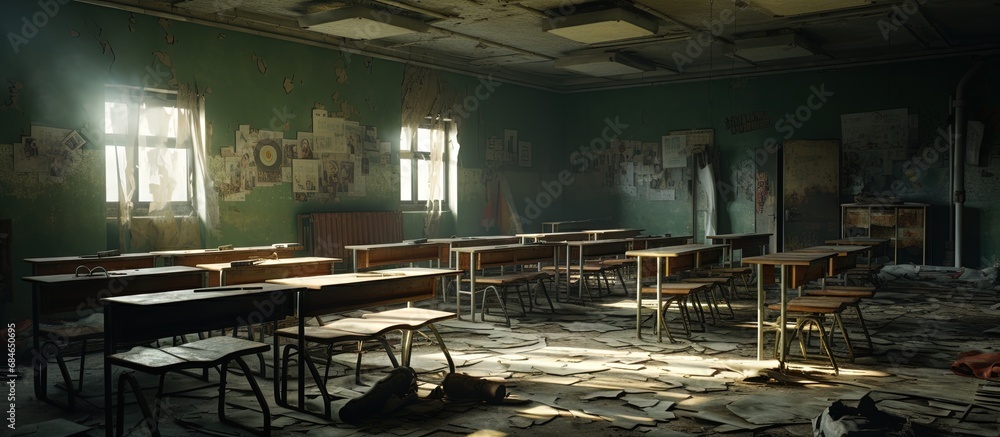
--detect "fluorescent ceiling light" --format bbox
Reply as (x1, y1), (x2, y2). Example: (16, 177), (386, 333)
(752, 0), (874, 17)
(547, 8), (657, 44)
(554, 53), (655, 77)
(734, 34), (816, 62)
(298, 6), (429, 40)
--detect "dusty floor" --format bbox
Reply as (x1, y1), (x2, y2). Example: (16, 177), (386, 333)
(11, 275), (1000, 436)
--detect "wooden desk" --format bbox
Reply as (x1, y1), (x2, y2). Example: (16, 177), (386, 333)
(196, 257), (340, 286)
(625, 244), (726, 342)
(795, 245), (868, 277)
(742, 251), (838, 367)
(101, 283), (299, 437)
(452, 244), (560, 320)
(585, 228), (645, 240)
(266, 267), (459, 411)
(152, 245), (301, 268)
(21, 266), (207, 406)
(344, 241), (449, 272)
(542, 219), (598, 233)
(24, 252), (157, 276)
(706, 233), (772, 266)
(427, 236), (521, 268)
(516, 231), (591, 244)
(629, 235), (693, 250)
(824, 237), (890, 269)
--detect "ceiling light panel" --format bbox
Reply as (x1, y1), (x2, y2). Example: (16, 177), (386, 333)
(547, 8), (658, 44)
(298, 6), (430, 40)
(734, 33), (816, 62)
(554, 53), (655, 77)
(753, 0), (875, 17)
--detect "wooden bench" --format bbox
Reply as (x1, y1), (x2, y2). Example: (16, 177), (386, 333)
(101, 283), (300, 437)
(22, 266), (208, 411)
(465, 271), (553, 327)
(452, 244), (558, 323)
(109, 336), (272, 437)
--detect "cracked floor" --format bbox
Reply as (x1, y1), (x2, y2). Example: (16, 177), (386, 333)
(12, 276), (1000, 436)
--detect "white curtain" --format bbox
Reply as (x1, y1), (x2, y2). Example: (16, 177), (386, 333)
(399, 65), (462, 237)
(107, 84), (214, 251)
(178, 83), (220, 239)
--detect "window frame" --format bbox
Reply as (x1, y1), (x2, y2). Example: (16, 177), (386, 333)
(104, 86), (193, 217)
(400, 120), (449, 210)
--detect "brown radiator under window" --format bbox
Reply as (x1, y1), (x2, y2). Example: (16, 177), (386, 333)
(297, 211), (403, 263)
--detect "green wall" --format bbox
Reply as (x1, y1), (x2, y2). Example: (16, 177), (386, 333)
(0, 2), (562, 319)
(3, 2), (1000, 322)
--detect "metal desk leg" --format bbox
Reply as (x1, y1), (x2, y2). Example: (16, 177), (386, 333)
(756, 264), (765, 360)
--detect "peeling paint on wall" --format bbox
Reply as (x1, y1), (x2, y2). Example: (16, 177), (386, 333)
(251, 52), (267, 74)
(158, 18), (175, 44)
(282, 76), (294, 94)
(1, 80), (23, 113)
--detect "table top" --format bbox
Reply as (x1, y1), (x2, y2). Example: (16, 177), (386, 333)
(515, 231), (591, 239)
(452, 243), (559, 254)
(426, 235), (518, 244)
(344, 241), (446, 250)
(195, 256), (340, 272)
(795, 245), (868, 255)
(100, 282), (299, 306)
(706, 233), (773, 240)
(742, 251), (838, 266)
(824, 237), (890, 246)
(22, 265), (204, 284)
(266, 267), (459, 289)
(626, 243), (726, 258)
(565, 238), (632, 247)
(585, 228), (645, 235)
(23, 252), (157, 264)
(150, 244), (301, 256)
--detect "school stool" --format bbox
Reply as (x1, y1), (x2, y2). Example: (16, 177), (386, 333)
(768, 297), (853, 374)
(681, 276), (735, 319)
(361, 307), (457, 374)
(639, 282), (713, 342)
(108, 336), (273, 437)
(466, 271), (553, 326)
(805, 285), (876, 351)
(274, 317), (410, 419)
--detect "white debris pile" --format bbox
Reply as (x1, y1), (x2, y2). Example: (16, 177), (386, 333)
(877, 264), (999, 289)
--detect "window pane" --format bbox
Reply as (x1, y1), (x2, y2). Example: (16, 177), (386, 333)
(105, 102), (129, 135)
(138, 144), (188, 202)
(416, 159), (445, 202)
(105, 146), (126, 202)
(416, 127), (431, 153)
(138, 105), (179, 138)
(416, 159), (429, 201)
(400, 158), (412, 202)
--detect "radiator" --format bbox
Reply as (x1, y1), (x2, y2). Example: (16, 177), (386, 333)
(297, 211), (403, 261)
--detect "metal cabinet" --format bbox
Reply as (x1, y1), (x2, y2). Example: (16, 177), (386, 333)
(842, 203), (928, 265)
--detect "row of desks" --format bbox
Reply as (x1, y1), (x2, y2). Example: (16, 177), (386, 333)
(100, 267), (459, 435)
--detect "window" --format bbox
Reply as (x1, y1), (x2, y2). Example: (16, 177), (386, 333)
(104, 87), (191, 214)
(400, 123), (447, 205)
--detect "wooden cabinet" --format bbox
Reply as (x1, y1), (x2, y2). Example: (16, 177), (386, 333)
(842, 203), (928, 265)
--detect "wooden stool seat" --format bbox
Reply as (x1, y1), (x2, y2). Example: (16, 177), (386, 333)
(362, 308), (457, 374)
(467, 271), (551, 285)
(768, 296), (854, 372)
(109, 336), (272, 436)
(275, 317), (409, 417)
(639, 283), (712, 341)
(806, 287), (875, 350)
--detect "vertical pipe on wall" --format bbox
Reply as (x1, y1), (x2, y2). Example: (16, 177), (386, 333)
(953, 60), (983, 268)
